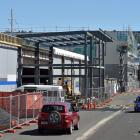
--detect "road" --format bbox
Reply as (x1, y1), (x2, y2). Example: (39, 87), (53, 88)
(1, 110), (119, 140)
(1, 92), (139, 140)
(87, 92), (140, 140)
(87, 108), (140, 140)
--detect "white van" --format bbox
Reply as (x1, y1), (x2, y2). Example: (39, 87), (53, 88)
(40, 85), (65, 103)
(16, 85), (65, 103)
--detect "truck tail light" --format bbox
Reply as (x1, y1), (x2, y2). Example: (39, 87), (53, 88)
(64, 115), (70, 123)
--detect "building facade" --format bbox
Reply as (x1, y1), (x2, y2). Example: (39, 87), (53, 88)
(0, 30), (113, 98)
(104, 30), (139, 91)
(0, 33), (21, 91)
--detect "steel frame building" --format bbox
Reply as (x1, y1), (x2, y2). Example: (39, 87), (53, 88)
(17, 30), (113, 97)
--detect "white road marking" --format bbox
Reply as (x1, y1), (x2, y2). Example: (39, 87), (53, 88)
(76, 110), (122, 140)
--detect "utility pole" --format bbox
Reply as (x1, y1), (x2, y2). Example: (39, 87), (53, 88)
(9, 8), (15, 33)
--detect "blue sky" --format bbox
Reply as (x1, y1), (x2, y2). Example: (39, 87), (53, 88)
(0, 0), (140, 31)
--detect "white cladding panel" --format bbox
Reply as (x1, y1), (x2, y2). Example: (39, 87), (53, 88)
(53, 57), (61, 75)
(0, 47), (17, 79)
(0, 45), (17, 91)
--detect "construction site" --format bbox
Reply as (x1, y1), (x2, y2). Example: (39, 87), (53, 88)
(0, 27), (140, 132)
(0, 8), (140, 134)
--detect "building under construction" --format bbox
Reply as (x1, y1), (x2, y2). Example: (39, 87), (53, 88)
(0, 30), (113, 97)
(105, 30), (139, 91)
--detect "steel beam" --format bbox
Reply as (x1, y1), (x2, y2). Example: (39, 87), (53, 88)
(21, 75), (85, 78)
(21, 64), (103, 68)
(17, 31), (88, 38)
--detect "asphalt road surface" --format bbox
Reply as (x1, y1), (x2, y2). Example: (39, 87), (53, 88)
(87, 92), (140, 140)
(1, 110), (118, 140)
(87, 107), (140, 140)
(1, 92), (139, 140)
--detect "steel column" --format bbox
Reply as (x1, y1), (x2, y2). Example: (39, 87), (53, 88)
(34, 42), (40, 85)
(71, 58), (74, 95)
(98, 40), (101, 88)
(48, 46), (53, 85)
(17, 47), (22, 87)
(79, 60), (81, 93)
(102, 41), (105, 87)
(89, 37), (93, 89)
(62, 56), (65, 85)
(84, 34), (88, 102)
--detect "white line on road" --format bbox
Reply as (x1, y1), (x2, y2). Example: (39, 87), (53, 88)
(76, 110), (122, 140)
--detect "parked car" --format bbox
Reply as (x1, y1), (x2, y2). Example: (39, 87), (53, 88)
(38, 102), (80, 134)
(134, 96), (140, 112)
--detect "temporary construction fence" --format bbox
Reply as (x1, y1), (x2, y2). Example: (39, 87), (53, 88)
(0, 84), (118, 131)
(0, 92), (43, 132)
(80, 85), (118, 110)
(126, 81), (139, 92)
(0, 88), (66, 132)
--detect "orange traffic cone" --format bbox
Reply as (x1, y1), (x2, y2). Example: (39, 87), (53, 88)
(87, 99), (91, 110)
(93, 101), (96, 109)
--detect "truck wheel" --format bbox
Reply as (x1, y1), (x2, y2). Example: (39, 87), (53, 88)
(74, 121), (79, 130)
(67, 123), (73, 134)
(38, 128), (43, 134)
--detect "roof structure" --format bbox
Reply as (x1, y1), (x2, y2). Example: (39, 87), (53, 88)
(17, 30), (113, 47)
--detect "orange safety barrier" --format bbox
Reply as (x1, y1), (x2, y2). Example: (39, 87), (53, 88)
(81, 99), (88, 110)
(0, 133), (4, 137)
(87, 99), (91, 110)
(93, 101), (96, 109)
(82, 103), (88, 110)
(11, 120), (17, 127)
(21, 122), (30, 126)
(81, 102), (85, 109)
(6, 129), (16, 133)
(15, 125), (23, 129)
(29, 119), (38, 123)
(84, 104), (87, 109)
(90, 102), (93, 109)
